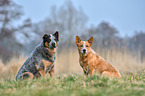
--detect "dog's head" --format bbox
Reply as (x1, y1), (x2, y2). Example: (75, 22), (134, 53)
(76, 36), (93, 54)
(43, 31), (59, 49)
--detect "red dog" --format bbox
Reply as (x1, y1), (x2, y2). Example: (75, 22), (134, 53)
(76, 36), (121, 78)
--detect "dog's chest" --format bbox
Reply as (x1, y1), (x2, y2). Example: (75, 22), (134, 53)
(79, 54), (97, 68)
(80, 57), (87, 63)
(42, 59), (53, 67)
(41, 59), (54, 73)
(79, 56), (89, 67)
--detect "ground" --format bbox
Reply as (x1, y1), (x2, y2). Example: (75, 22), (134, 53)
(0, 70), (145, 96)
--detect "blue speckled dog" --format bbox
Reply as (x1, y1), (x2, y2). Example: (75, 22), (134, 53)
(15, 31), (59, 80)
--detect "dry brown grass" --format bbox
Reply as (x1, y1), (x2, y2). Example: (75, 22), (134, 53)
(0, 56), (26, 79)
(55, 48), (82, 74)
(0, 48), (144, 80)
(55, 48), (145, 75)
(95, 48), (145, 73)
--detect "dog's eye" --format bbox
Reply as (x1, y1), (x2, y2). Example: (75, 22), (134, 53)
(86, 45), (88, 47)
(80, 45), (83, 47)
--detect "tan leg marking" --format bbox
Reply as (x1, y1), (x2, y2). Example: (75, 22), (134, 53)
(35, 59), (54, 78)
(22, 72), (34, 79)
(38, 69), (45, 77)
(35, 64), (45, 77)
(42, 59), (53, 70)
(49, 67), (54, 77)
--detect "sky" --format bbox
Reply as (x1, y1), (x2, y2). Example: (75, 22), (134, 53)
(13, 0), (145, 37)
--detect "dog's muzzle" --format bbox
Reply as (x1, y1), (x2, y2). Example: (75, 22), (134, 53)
(52, 43), (56, 47)
(83, 49), (86, 53)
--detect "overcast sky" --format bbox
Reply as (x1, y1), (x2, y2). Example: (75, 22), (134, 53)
(13, 0), (145, 37)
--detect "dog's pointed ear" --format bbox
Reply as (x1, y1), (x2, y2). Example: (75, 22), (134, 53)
(76, 36), (81, 44)
(88, 37), (93, 46)
(53, 31), (59, 41)
(43, 34), (48, 40)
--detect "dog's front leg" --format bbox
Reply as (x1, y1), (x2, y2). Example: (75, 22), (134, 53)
(49, 67), (54, 77)
(83, 69), (89, 76)
(35, 64), (45, 77)
(90, 67), (95, 76)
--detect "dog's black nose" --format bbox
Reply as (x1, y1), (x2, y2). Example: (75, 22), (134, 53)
(83, 49), (86, 53)
(52, 43), (56, 47)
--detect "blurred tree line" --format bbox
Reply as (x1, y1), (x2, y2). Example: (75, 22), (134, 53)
(0, 0), (145, 63)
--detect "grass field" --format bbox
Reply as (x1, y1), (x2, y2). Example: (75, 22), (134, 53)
(0, 48), (145, 96)
(0, 72), (145, 96)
